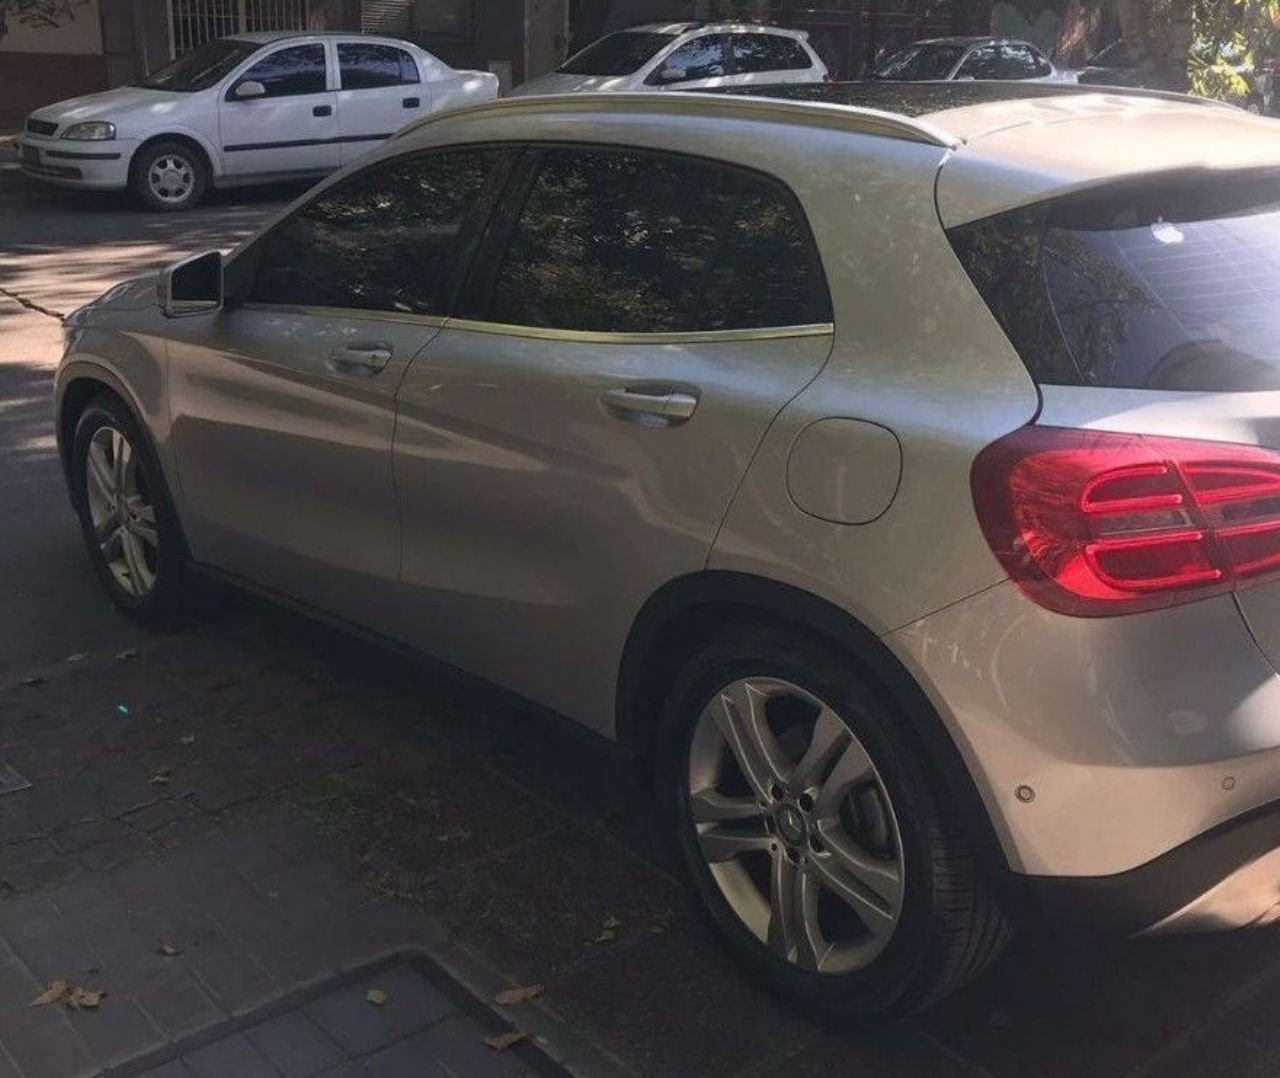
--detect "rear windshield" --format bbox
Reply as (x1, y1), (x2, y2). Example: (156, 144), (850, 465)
(559, 31), (675, 76)
(949, 170), (1280, 392)
(871, 43), (964, 81)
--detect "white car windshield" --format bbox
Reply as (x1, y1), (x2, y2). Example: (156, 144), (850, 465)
(558, 31), (676, 76)
(135, 38), (261, 92)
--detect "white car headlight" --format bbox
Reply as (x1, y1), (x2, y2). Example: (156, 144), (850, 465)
(62, 121), (116, 141)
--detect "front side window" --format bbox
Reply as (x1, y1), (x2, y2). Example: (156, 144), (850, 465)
(871, 43), (964, 80)
(249, 148), (506, 315)
(955, 46), (1003, 79)
(338, 43), (419, 89)
(949, 170), (1280, 391)
(647, 34), (729, 85)
(236, 43), (327, 97)
(486, 147), (829, 333)
(558, 31), (675, 76)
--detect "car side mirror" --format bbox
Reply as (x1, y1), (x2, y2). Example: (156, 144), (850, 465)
(158, 250), (223, 318)
(233, 80), (266, 99)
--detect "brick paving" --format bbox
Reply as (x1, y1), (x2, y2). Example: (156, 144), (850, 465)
(8, 160), (1280, 1078)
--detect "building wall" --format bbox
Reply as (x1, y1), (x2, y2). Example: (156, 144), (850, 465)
(1, 0), (110, 126)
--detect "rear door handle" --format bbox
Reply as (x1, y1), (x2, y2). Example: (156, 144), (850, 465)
(313, 104), (332, 117)
(327, 344), (391, 376)
(402, 96), (421, 108)
(599, 386), (699, 423)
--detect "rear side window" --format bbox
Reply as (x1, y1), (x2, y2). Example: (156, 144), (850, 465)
(338, 43), (419, 88)
(485, 147), (830, 333)
(250, 148), (507, 315)
(732, 34), (811, 73)
(949, 170), (1280, 391)
(237, 43), (327, 97)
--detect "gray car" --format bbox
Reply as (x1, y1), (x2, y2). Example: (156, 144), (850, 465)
(55, 82), (1280, 1017)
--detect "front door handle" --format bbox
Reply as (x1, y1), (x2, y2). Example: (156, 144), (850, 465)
(600, 386), (699, 424)
(402, 96), (421, 108)
(313, 104), (332, 117)
(327, 344), (391, 376)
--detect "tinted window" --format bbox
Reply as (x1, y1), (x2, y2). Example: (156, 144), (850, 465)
(648, 34), (728, 85)
(250, 148), (504, 315)
(135, 38), (259, 92)
(559, 31), (675, 76)
(955, 45), (1002, 79)
(732, 34), (811, 74)
(1009, 44), (1052, 78)
(338, 42), (419, 88)
(871, 42), (964, 80)
(487, 148), (828, 333)
(949, 171), (1280, 391)
(237, 43), (326, 97)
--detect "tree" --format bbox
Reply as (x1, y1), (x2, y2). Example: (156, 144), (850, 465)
(0, 0), (87, 44)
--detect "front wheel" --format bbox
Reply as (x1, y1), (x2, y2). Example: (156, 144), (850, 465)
(70, 395), (191, 626)
(659, 626), (1009, 1018)
(130, 140), (208, 211)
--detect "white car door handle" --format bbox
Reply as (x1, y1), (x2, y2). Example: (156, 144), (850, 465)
(600, 386), (699, 423)
(327, 345), (392, 376)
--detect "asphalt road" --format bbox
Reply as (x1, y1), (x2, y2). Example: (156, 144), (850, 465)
(6, 161), (1280, 1078)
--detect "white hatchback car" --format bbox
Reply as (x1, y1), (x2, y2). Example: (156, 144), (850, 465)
(511, 21), (827, 97)
(17, 31), (498, 210)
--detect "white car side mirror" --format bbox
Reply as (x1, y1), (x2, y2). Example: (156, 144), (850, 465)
(234, 80), (266, 99)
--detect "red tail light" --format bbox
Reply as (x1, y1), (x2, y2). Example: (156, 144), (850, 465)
(971, 426), (1280, 616)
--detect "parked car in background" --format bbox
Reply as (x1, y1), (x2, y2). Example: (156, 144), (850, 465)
(510, 21), (827, 96)
(1079, 39), (1273, 113)
(870, 36), (1067, 82)
(16, 31), (499, 210)
(54, 81), (1280, 1018)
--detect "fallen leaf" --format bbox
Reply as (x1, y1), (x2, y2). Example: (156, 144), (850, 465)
(158, 944), (180, 957)
(602, 915), (621, 930)
(486, 1030), (528, 1052)
(66, 986), (105, 1010)
(179, 734), (197, 746)
(365, 988), (388, 1006)
(19, 676), (45, 688)
(66, 653), (89, 664)
(494, 983), (543, 1007)
(115, 648), (139, 661)
(148, 767), (171, 785)
(593, 929), (616, 945)
(30, 980), (69, 1007)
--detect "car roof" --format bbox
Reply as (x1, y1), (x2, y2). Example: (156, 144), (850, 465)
(227, 30), (411, 44)
(624, 21), (803, 37)
(397, 82), (1280, 228)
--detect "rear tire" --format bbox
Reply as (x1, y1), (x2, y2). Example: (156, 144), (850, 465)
(658, 625), (1009, 1018)
(130, 140), (208, 211)
(69, 394), (191, 627)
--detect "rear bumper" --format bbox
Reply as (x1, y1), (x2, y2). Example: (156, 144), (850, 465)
(1027, 797), (1280, 936)
(16, 137), (133, 190)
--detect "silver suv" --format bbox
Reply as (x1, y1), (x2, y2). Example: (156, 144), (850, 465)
(55, 82), (1280, 1017)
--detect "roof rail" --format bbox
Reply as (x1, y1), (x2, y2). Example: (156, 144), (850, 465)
(392, 89), (958, 149)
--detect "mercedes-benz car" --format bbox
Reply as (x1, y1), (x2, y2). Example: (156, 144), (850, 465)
(54, 80), (1280, 1017)
(17, 31), (498, 210)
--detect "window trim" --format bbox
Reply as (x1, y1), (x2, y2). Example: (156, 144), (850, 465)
(457, 140), (834, 339)
(228, 142), (521, 317)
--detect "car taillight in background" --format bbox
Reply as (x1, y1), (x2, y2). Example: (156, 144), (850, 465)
(971, 426), (1280, 615)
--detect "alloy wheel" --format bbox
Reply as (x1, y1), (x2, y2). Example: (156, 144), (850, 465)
(687, 676), (904, 974)
(147, 153), (196, 205)
(84, 426), (158, 597)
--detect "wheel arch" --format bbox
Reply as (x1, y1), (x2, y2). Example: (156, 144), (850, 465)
(616, 570), (1013, 879)
(130, 131), (217, 184)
